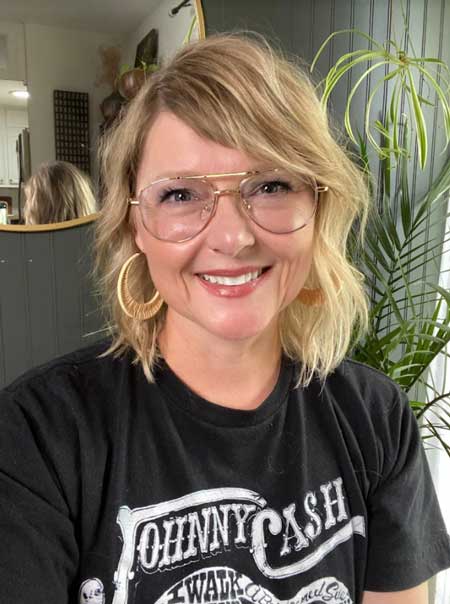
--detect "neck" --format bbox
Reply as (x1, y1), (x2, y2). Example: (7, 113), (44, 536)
(159, 315), (282, 410)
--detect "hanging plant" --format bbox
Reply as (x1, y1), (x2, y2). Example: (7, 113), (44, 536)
(311, 29), (450, 168)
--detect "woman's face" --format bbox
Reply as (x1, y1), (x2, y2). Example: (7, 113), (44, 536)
(133, 111), (315, 346)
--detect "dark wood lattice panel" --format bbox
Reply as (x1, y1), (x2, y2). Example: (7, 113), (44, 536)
(53, 90), (90, 173)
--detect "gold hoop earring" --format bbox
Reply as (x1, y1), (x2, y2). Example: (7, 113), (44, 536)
(297, 287), (325, 306)
(117, 252), (164, 320)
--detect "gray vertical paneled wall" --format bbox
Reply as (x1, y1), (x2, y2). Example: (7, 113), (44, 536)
(0, 223), (103, 388)
(202, 0), (450, 196)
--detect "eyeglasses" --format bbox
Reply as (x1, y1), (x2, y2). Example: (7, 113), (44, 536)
(129, 168), (328, 243)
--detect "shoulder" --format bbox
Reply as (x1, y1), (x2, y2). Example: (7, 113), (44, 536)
(0, 338), (136, 422)
(322, 357), (407, 412)
(306, 358), (412, 443)
(4, 337), (115, 390)
(4, 338), (126, 389)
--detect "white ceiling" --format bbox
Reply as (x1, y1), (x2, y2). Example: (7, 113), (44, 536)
(0, 0), (165, 34)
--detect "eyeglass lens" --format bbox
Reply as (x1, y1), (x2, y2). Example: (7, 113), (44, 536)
(137, 169), (318, 242)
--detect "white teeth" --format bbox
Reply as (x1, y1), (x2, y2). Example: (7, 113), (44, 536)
(200, 270), (262, 285)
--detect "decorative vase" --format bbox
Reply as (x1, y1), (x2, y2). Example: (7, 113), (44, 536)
(118, 69), (147, 100)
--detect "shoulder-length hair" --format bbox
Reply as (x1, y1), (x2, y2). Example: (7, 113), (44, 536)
(95, 32), (369, 386)
(24, 160), (96, 224)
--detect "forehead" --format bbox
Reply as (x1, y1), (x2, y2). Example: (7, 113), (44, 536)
(136, 111), (264, 185)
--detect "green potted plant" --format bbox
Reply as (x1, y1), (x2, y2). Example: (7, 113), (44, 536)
(118, 60), (159, 100)
(312, 29), (450, 453)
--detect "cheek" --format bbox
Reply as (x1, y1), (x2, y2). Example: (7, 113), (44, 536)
(138, 238), (198, 296)
(276, 234), (315, 297)
(287, 252), (314, 291)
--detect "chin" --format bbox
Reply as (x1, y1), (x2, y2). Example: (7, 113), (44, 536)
(205, 314), (276, 342)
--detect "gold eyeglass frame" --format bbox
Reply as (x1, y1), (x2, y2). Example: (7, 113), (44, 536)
(128, 168), (329, 243)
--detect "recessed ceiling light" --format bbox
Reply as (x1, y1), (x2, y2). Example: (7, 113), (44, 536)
(9, 90), (29, 99)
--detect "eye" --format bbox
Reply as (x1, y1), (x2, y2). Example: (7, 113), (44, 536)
(158, 187), (198, 203)
(259, 179), (292, 195)
(248, 178), (294, 198)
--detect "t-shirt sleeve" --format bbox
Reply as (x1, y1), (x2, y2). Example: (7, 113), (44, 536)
(364, 389), (450, 590)
(0, 386), (79, 601)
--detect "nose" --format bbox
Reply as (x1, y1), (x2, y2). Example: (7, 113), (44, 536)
(205, 188), (256, 256)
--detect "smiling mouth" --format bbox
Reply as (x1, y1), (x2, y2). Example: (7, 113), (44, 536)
(198, 267), (270, 286)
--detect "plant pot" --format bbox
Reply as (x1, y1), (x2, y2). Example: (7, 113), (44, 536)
(118, 69), (147, 100)
(100, 90), (126, 124)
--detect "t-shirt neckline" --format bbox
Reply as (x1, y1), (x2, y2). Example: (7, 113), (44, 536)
(154, 356), (295, 428)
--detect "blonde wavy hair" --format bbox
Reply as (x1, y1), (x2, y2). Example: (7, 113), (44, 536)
(24, 160), (96, 224)
(95, 32), (369, 386)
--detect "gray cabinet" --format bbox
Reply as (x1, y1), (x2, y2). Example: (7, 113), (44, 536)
(0, 222), (103, 388)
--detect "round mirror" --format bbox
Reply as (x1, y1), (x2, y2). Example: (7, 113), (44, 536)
(0, 0), (205, 232)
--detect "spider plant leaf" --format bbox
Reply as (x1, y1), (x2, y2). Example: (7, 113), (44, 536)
(344, 60), (391, 144)
(321, 51), (387, 111)
(364, 70), (401, 156)
(403, 84), (436, 106)
(417, 94), (435, 107)
(409, 57), (449, 66)
(331, 48), (378, 74)
(415, 64), (450, 144)
(389, 80), (406, 158)
(310, 29), (385, 73)
(407, 69), (428, 168)
(374, 120), (391, 137)
(399, 126), (412, 236)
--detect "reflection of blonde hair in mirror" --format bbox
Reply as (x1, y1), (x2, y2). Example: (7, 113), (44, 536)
(95, 32), (370, 387)
(23, 160), (97, 225)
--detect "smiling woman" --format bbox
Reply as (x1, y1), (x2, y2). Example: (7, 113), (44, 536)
(0, 30), (449, 604)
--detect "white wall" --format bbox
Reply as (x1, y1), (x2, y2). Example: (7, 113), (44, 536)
(0, 22), (26, 81)
(124, 0), (198, 67)
(24, 23), (123, 184)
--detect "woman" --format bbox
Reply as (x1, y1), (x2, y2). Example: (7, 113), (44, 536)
(23, 160), (96, 224)
(1, 34), (449, 604)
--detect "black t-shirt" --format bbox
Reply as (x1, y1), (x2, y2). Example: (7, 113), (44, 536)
(0, 339), (449, 604)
